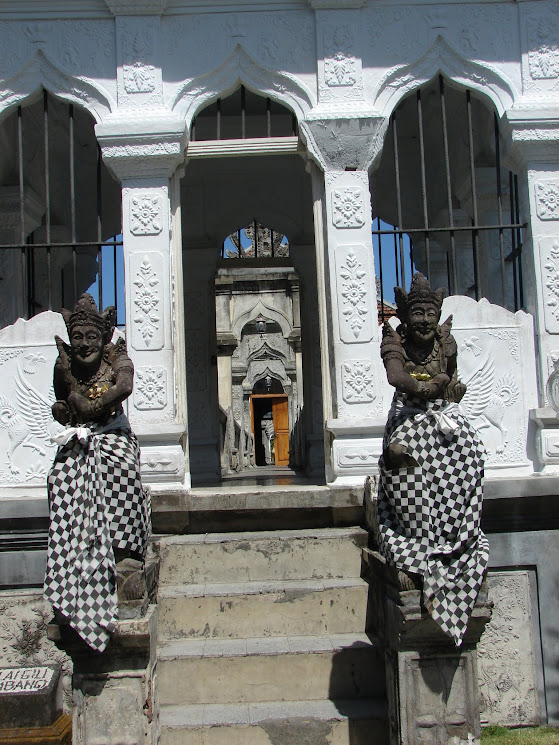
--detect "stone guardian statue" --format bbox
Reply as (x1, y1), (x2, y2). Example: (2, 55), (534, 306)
(378, 273), (488, 645)
(44, 293), (150, 653)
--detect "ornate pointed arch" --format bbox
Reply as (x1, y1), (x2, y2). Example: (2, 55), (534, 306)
(243, 359), (291, 393)
(0, 50), (115, 124)
(170, 44), (315, 128)
(374, 36), (517, 120)
(233, 299), (292, 340)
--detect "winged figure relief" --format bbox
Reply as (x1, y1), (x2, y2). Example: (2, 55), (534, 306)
(458, 336), (520, 454)
(0, 367), (60, 474)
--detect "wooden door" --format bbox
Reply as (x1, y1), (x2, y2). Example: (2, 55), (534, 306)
(272, 397), (289, 466)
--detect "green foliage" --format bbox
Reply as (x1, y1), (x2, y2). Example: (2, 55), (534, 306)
(481, 726), (559, 745)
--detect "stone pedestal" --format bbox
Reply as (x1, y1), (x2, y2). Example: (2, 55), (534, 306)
(48, 605), (158, 745)
(363, 548), (492, 745)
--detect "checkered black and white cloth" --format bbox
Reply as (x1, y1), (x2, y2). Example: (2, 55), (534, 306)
(377, 393), (489, 646)
(44, 414), (150, 652)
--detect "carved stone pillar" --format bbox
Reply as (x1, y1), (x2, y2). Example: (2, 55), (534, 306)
(98, 118), (189, 525)
(363, 546), (491, 745)
(508, 113), (559, 470)
(301, 119), (389, 483)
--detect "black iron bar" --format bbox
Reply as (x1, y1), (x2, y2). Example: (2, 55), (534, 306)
(371, 223), (525, 235)
(17, 106), (25, 247)
(191, 117), (196, 142)
(17, 105), (27, 318)
(216, 98), (221, 140)
(27, 233), (35, 319)
(494, 114), (507, 306)
(377, 219), (386, 323)
(97, 144), (103, 309)
(392, 112), (405, 288)
(393, 230), (400, 286)
(270, 228), (274, 258)
(44, 90), (52, 310)
(266, 97), (271, 138)
(241, 86), (246, 139)
(292, 113), (297, 136)
(0, 240), (123, 249)
(253, 219), (258, 257)
(514, 174), (524, 308)
(69, 104), (77, 302)
(439, 76), (457, 294)
(113, 243), (118, 317)
(238, 228), (242, 257)
(416, 89), (431, 283)
(509, 171), (518, 311)
(466, 90), (480, 300)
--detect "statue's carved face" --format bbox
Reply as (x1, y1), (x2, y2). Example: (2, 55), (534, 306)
(70, 325), (103, 368)
(407, 302), (439, 345)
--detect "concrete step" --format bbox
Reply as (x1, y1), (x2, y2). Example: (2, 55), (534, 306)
(159, 698), (388, 745)
(158, 577), (368, 640)
(158, 527), (368, 585)
(157, 485), (364, 533)
(158, 633), (384, 705)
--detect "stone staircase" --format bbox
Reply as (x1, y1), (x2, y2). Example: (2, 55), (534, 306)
(156, 526), (388, 745)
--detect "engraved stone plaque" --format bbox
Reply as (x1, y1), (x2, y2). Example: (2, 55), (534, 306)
(478, 571), (539, 726)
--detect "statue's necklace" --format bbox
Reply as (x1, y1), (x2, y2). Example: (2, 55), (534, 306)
(74, 360), (109, 387)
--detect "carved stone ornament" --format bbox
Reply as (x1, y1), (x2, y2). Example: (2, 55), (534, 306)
(336, 443), (378, 468)
(135, 366), (167, 410)
(332, 187), (365, 228)
(478, 571), (539, 726)
(123, 61), (156, 94)
(131, 254), (163, 350)
(338, 249), (369, 340)
(535, 180), (559, 220)
(542, 238), (559, 331)
(122, 25), (156, 93)
(342, 360), (376, 403)
(325, 52), (357, 87)
(130, 194), (163, 235)
(527, 17), (559, 79)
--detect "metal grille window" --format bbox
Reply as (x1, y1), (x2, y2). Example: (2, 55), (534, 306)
(372, 75), (525, 320)
(0, 89), (123, 326)
(191, 86), (298, 142)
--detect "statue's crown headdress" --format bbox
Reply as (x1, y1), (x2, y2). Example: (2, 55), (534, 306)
(394, 273), (446, 321)
(61, 293), (116, 339)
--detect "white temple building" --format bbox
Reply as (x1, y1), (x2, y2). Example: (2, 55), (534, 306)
(0, 0), (557, 741)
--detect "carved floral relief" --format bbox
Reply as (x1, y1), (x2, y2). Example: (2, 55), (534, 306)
(542, 238), (559, 332)
(342, 360), (376, 403)
(325, 52), (357, 87)
(135, 366), (167, 410)
(535, 180), (559, 220)
(338, 250), (369, 340)
(332, 187), (365, 228)
(528, 17), (559, 80)
(130, 195), (163, 236)
(131, 254), (163, 350)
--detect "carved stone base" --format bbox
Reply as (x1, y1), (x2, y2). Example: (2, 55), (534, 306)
(363, 549), (492, 745)
(48, 605), (158, 745)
